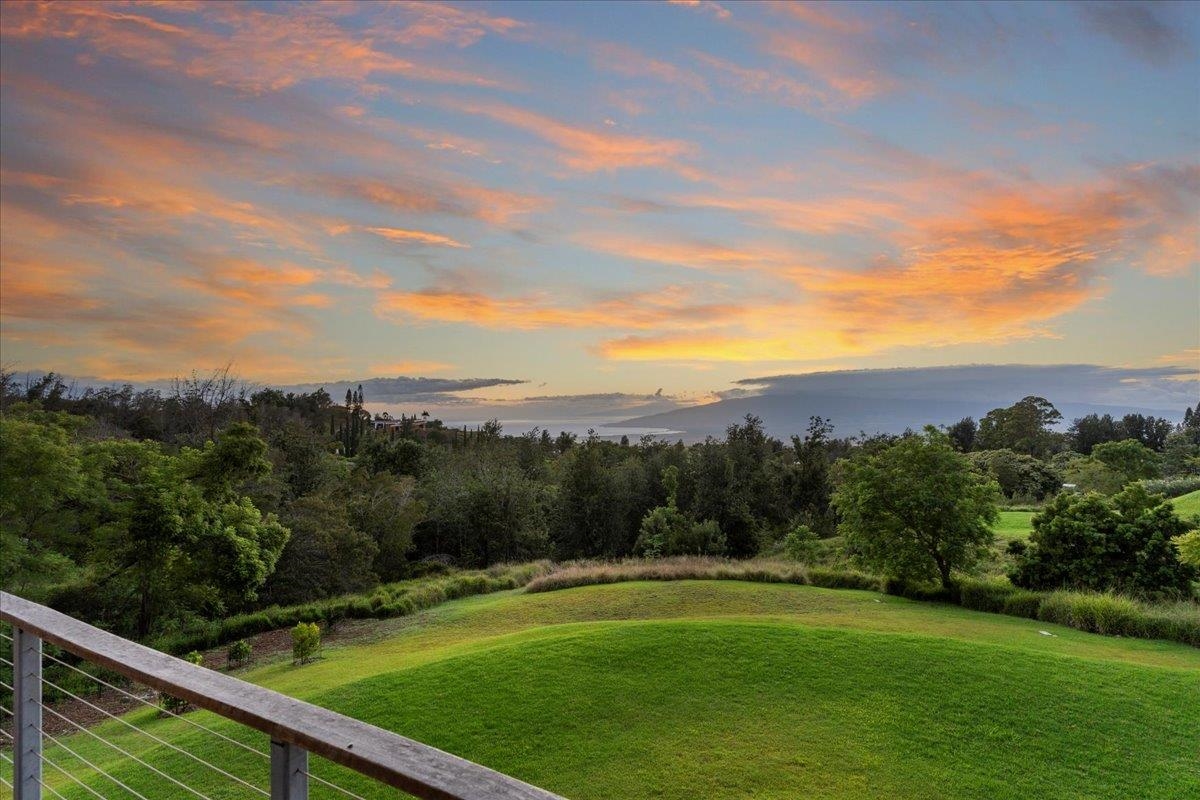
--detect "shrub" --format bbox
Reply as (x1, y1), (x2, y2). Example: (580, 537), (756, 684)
(227, 639), (252, 669)
(1141, 476), (1200, 499)
(1174, 530), (1200, 568)
(806, 567), (879, 591)
(782, 524), (820, 562)
(291, 622), (321, 665)
(1001, 589), (1043, 619)
(959, 579), (1020, 614)
(1011, 484), (1196, 596)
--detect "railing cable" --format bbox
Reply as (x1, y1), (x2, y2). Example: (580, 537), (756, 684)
(38, 647), (270, 761)
(302, 765), (370, 800)
(38, 701), (219, 800)
(35, 777), (71, 800)
(36, 742), (113, 800)
(40, 725), (152, 800)
(38, 673), (269, 797)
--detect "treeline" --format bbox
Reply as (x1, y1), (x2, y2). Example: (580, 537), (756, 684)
(3, 372), (1198, 642)
(945, 396), (1199, 501)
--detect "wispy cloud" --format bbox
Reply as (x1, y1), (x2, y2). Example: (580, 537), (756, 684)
(444, 100), (702, 175)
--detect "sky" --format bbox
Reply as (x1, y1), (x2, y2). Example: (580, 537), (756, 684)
(1, 0), (1198, 411)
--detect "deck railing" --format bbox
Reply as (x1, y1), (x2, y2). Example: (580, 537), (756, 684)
(0, 591), (565, 800)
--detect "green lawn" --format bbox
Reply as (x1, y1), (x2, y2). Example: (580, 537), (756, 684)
(1172, 489), (1200, 521)
(992, 510), (1035, 541)
(9, 581), (1200, 799)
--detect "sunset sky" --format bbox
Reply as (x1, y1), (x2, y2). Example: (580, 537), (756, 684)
(1, 1), (1197, 405)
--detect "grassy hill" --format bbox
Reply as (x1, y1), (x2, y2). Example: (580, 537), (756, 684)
(11, 581), (1198, 799)
(1173, 489), (1200, 520)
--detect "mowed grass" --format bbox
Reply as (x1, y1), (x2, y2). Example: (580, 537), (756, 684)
(1173, 489), (1200, 521)
(11, 582), (1200, 800)
(992, 510), (1035, 541)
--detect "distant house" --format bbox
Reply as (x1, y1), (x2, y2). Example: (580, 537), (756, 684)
(370, 412), (432, 432)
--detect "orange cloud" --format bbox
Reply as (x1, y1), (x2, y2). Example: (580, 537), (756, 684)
(317, 176), (545, 226)
(375, 286), (745, 332)
(446, 100), (701, 175)
(1, 1), (507, 93)
(578, 235), (789, 272)
(590, 42), (709, 95)
(369, 360), (455, 375)
(363, 226), (469, 248)
(691, 51), (825, 107)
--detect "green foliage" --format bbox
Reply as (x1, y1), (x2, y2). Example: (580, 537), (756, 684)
(227, 639), (252, 668)
(1141, 476), (1200, 499)
(1036, 591), (1200, 645)
(945, 416), (977, 452)
(968, 449), (1061, 501)
(1160, 430), (1200, 477)
(1091, 439), (1160, 481)
(157, 562), (553, 655)
(782, 523), (820, 562)
(357, 436), (426, 478)
(291, 622), (321, 664)
(977, 396), (1063, 457)
(833, 428), (999, 588)
(634, 506), (726, 558)
(420, 456), (551, 566)
(1173, 529), (1200, 568)
(1010, 484), (1196, 596)
(265, 492), (379, 605)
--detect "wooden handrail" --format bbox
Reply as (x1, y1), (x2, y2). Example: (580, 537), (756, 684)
(0, 591), (565, 800)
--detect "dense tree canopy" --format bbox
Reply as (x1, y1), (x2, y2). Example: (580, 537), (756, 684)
(4, 369), (1196, 642)
(976, 396), (1063, 458)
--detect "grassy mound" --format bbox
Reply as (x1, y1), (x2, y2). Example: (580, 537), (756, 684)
(10, 582), (1200, 799)
(1173, 489), (1200, 520)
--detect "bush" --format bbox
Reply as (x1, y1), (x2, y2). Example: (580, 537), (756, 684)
(1038, 591), (1144, 636)
(882, 577), (960, 604)
(782, 524), (820, 562)
(806, 567), (879, 591)
(291, 622), (321, 665)
(1011, 485), (1196, 596)
(1141, 476), (1200, 499)
(227, 639), (252, 669)
(154, 562), (555, 655)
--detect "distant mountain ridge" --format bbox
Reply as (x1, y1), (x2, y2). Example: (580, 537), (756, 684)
(615, 365), (1195, 441)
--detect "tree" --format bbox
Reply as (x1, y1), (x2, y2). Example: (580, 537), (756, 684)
(72, 434), (289, 637)
(787, 417), (836, 535)
(977, 396), (1063, 457)
(348, 472), (423, 581)
(1010, 485), (1195, 596)
(1068, 413), (1123, 455)
(832, 428), (999, 588)
(633, 466), (725, 557)
(1119, 414), (1173, 451)
(1161, 431), (1200, 477)
(264, 492), (377, 605)
(946, 417), (977, 452)
(968, 449), (1061, 501)
(1091, 439), (1159, 483)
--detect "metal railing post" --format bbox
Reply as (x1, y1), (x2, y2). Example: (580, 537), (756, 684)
(271, 739), (308, 800)
(13, 627), (43, 800)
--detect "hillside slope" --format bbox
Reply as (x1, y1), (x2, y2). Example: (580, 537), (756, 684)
(15, 581), (1200, 800)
